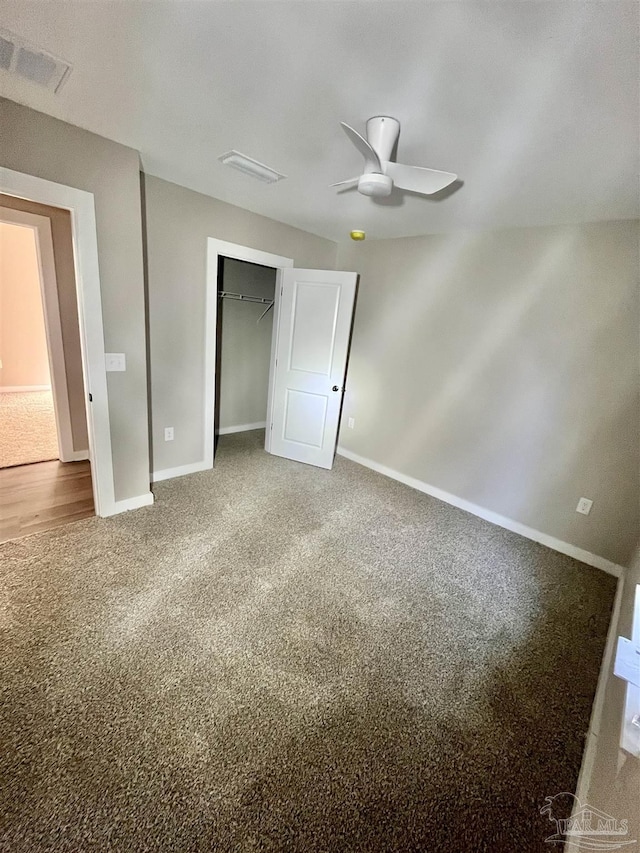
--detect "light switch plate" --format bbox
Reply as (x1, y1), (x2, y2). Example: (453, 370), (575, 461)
(105, 353), (126, 372)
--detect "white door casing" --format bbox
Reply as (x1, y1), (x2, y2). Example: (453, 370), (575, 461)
(203, 238), (293, 472)
(0, 166), (122, 516)
(268, 268), (357, 469)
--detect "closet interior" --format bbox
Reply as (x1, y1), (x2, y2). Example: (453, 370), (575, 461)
(215, 257), (277, 437)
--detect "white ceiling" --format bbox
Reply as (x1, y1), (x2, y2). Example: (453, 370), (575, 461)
(1, 1), (638, 241)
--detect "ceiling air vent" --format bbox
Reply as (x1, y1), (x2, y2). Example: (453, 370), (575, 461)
(0, 28), (71, 92)
(218, 150), (286, 184)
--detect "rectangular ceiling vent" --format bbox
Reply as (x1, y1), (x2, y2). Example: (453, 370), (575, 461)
(0, 28), (71, 92)
(218, 150), (286, 184)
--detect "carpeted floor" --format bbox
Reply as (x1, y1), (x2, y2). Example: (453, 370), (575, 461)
(0, 430), (616, 852)
(0, 389), (59, 468)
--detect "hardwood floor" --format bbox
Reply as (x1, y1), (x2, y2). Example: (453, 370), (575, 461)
(0, 460), (94, 544)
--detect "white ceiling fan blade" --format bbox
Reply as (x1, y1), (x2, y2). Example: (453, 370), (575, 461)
(340, 122), (382, 173)
(330, 177), (360, 188)
(384, 162), (457, 195)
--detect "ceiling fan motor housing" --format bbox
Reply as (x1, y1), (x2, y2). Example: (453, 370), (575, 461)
(366, 116), (401, 162)
(358, 173), (393, 197)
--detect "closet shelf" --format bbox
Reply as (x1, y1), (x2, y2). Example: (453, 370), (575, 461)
(219, 290), (274, 323)
(219, 290), (272, 304)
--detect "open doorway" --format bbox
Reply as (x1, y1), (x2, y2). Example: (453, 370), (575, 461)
(203, 239), (293, 472)
(214, 257), (277, 449)
(0, 218), (58, 466)
(0, 196), (94, 541)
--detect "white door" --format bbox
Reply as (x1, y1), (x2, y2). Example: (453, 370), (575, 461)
(267, 268), (357, 469)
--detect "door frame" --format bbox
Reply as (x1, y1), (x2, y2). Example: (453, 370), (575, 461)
(205, 238), (293, 467)
(0, 167), (116, 516)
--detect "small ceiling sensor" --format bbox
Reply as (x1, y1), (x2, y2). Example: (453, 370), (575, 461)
(0, 28), (72, 92)
(218, 150), (286, 184)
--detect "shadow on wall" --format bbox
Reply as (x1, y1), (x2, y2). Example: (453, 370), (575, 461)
(341, 221), (639, 566)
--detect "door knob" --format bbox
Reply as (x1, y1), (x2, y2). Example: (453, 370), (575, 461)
(332, 385), (340, 392)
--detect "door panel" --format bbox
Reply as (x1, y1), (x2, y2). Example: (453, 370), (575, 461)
(268, 269), (357, 469)
(284, 389), (327, 447)
(289, 283), (339, 374)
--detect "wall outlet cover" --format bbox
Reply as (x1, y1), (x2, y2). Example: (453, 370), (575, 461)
(576, 497), (593, 515)
(164, 427), (174, 441)
(347, 417), (355, 429)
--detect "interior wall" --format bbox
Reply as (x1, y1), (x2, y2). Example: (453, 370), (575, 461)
(0, 97), (150, 502)
(0, 195), (88, 453)
(337, 220), (640, 566)
(143, 174), (338, 475)
(0, 221), (50, 387)
(218, 259), (276, 431)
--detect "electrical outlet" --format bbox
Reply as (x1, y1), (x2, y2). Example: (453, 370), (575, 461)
(576, 497), (593, 515)
(164, 427), (174, 442)
(347, 417), (355, 429)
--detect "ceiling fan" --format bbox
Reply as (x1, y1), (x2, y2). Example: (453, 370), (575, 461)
(332, 116), (457, 199)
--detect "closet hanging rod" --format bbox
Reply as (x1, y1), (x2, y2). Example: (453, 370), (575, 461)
(219, 290), (272, 305)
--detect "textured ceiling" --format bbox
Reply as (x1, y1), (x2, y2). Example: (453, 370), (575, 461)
(0, 1), (638, 241)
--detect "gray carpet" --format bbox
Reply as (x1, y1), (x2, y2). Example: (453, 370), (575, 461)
(0, 430), (616, 852)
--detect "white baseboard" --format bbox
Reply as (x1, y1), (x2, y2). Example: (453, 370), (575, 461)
(336, 446), (626, 577)
(217, 421), (266, 435)
(565, 576), (625, 852)
(61, 450), (89, 463)
(0, 385), (52, 393)
(151, 459), (211, 483)
(104, 491), (154, 516)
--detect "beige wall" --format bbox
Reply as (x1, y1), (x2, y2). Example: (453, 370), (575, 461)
(0, 97), (150, 502)
(337, 220), (640, 566)
(218, 259), (276, 430)
(0, 221), (50, 387)
(0, 195), (88, 453)
(143, 174), (337, 474)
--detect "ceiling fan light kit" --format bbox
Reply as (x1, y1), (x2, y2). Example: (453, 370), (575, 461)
(332, 115), (457, 199)
(358, 173), (392, 197)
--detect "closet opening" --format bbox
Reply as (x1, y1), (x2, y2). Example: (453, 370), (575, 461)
(214, 256), (277, 451)
(205, 238), (355, 472)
